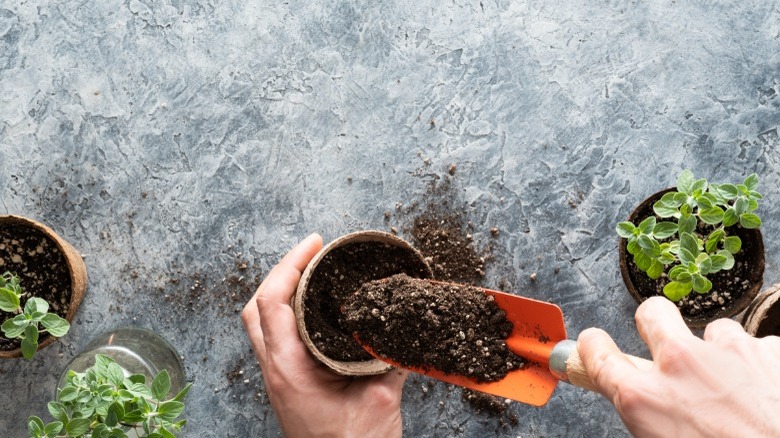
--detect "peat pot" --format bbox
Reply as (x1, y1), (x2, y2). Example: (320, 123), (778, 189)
(741, 284), (780, 338)
(618, 189), (764, 329)
(293, 230), (433, 375)
(0, 215), (87, 358)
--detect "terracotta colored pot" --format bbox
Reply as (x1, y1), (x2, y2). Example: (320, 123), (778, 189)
(618, 189), (764, 329)
(293, 230), (432, 376)
(741, 284), (780, 337)
(0, 215), (87, 359)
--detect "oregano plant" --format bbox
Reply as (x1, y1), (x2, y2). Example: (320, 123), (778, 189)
(0, 271), (70, 359)
(28, 354), (192, 438)
(616, 170), (762, 302)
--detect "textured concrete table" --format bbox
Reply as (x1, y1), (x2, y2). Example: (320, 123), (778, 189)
(2, 1), (780, 436)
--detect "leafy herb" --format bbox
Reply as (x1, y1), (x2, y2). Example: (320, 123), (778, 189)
(616, 170), (762, 302)
(28, 354), (192, 438)
(0, 271), (70, 359)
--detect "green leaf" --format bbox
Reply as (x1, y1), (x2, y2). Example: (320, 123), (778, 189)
(677, 169), (695, 194)
(58, 386), (79, 402)
(107, 362), (126, 387)
(105, 402), (124, 428)
(21, 331), (39, 360)
(627, 238), (640, 255)
(43, 421), (63, 437)
(47, 402), (69, 424)
(740, 213), (762, 229)
(735, 197), (749, 215)
(692, 274), (713, 294)
(723, 236), (742, 254)
(717, 183), (739, 199)
(638, 235), (661, 258)
(152, 370), (171, 401)
(680, 233), (699, 259)
(660, 191), (683, 206)
(646, 259), (664, 279)
(160, 426), (177, 438)
(65, 417), (91, 436)
(616, 222), (637, 238)
(2, 317), (27, 338)
(744, 173), (759, 191)
(678, 213), (697, 235)
(699, 207), (724, 225)
(718, 250), (735, 270)
(678, 248), (695, 265)
(653, 222), (678, 239)
(705, 229), (724, 253)
(710, 254), (727, 272)
(695, 192), (714, 209)
(157, 401), (186, 422)
(664, 281), (693, 301)
(634, 252), (651, 272)
(28, 416), (44, 435)
(723, 207), (739, 227)
(25, 297), (49, 315)
(691, 178), (708, 195)
(659, 252), (676, 264)
(41, 314), (70, 337)
(0, 286), (21, 313)
(123, 409), (145, 424)
(172, 383), (192, 403)
(653, 202), (679, 218)
(638, 216), (656, 234)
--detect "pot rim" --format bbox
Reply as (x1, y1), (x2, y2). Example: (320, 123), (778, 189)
(293, 230), (433, 376)
(0, 215), (87, 359)
(618, 188), (765, 329)
(741, 283), (780, 337)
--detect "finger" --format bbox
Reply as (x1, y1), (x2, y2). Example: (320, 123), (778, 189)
(241, 293), (268, 365)
(703, 318), (748, 343)
(258, 233), (323, 350)
(577, 328), (639, 403)
(635, 296), (693, 357)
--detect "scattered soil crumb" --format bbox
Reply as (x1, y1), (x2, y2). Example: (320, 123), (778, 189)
(343, 274), (524, 383)
(225, 357), (246, 385)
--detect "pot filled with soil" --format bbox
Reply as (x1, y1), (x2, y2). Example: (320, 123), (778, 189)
(617, 171), (764, 329)
(293, 230), (433, 375)
(741, 284), (780, 337)
(0, 215), (87, 358)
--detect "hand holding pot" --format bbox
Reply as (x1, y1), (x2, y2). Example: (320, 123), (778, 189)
(578, 296), (780, 437)
(241, 233), (408, 438)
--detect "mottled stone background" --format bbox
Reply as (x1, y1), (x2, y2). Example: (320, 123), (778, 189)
(2, 0), (779, 436)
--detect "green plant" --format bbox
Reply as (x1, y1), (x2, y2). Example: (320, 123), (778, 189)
(616, 170), (762, 302)
(28, 354), (192, 438)
(0, 271), (70, 359)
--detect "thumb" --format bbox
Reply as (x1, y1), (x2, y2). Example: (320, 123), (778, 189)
(577, 328), (639, 404)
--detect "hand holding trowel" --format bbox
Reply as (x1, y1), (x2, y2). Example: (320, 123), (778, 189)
(344, 274), (652, 407)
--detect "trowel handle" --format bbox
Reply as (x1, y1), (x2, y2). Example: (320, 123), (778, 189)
(549, 340), (652, 392)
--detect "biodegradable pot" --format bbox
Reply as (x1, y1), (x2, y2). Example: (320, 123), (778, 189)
(293, 230), (433, 376)
(0, 215), (87, 359)
(741, 284), (780, 337)
(618, 189), (764, 329)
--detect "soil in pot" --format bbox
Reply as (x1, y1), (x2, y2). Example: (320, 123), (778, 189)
(303, 241), (431, 362)
(623, 192), (763, 321)
(0, 224), (72, 351)
(342, 274), (525, 383)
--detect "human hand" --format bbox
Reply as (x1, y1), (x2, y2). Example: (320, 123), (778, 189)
(578, 296), (780, 437)
(241, 233), (409, 438)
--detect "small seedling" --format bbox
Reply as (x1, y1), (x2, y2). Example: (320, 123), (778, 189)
(0, 271), (70, 359)
(616, 170), (762, 301)
(28, 354), (192, 438)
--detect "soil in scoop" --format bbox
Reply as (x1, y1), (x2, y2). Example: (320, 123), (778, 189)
(0, 224), (72, 351)
(343, 274), (524, 383)
(304, 242), (430, 362)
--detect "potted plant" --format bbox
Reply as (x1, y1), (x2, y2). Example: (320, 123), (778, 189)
(28, 354), (191, 438)
(616, 170), (764, 328)
(0, 215), (87, 358)
(29, 326), (191, 437)
(0, 272), (71, 359)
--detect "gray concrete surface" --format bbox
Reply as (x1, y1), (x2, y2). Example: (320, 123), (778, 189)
(2, 0), (780, 436)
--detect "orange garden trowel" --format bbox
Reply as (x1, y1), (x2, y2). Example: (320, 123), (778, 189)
(356, 282), (651, 407)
